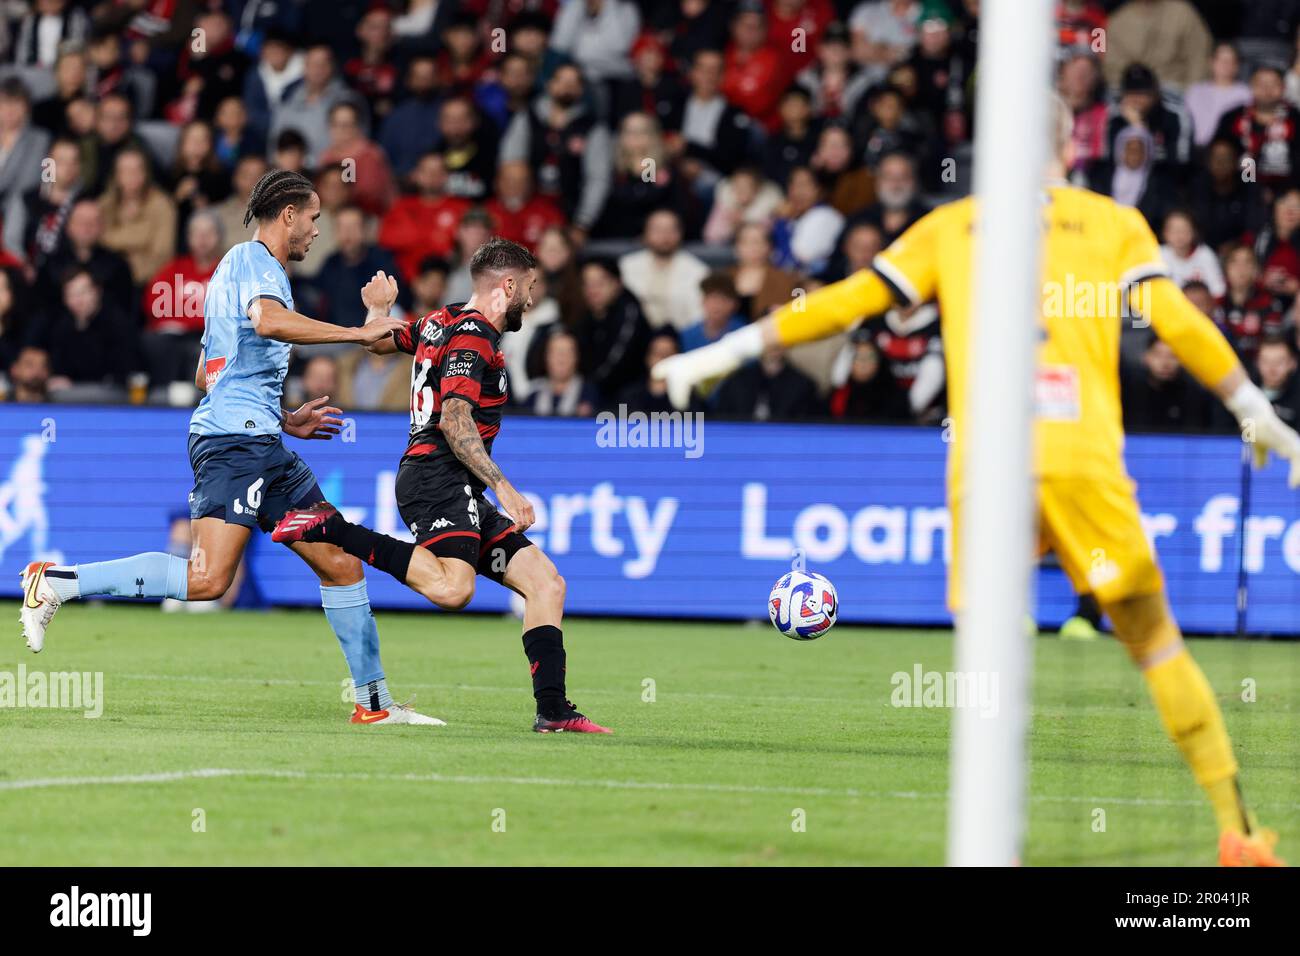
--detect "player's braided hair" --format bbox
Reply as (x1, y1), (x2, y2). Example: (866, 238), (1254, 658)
(243, 169), (316, 227)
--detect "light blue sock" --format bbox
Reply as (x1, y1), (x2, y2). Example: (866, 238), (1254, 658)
(65, 554), (189, 601)
(321, 580), (392, 710)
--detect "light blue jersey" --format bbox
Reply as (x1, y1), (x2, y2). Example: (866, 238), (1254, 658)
(190, 241), (294, 436)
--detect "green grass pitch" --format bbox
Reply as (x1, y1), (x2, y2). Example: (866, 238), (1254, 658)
(2, 603), (1297, 866)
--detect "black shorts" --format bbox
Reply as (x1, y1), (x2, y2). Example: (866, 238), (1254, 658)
(394, 460), (532, 583)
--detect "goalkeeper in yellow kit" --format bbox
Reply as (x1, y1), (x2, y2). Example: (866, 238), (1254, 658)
(653, 101), (1297, 866)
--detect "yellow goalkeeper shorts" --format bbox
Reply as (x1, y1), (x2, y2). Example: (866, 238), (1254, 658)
(947, 473), (1165, 610)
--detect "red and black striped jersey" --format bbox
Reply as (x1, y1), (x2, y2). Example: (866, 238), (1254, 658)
(393, 303), (507, 485)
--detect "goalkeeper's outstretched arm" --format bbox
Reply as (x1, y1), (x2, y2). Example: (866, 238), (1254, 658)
(651, 268), (897, 408)
(1142, 277), (1300, 486)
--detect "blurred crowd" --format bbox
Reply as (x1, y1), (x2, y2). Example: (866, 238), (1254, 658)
(0, 0), (1297, 431)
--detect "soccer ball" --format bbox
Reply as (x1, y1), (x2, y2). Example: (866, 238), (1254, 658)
(768, 570), (839, 640)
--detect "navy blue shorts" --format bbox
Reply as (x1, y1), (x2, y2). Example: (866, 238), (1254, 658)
(188, 433), (324, 533)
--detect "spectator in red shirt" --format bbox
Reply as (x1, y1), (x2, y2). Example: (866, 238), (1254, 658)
(317, 100), (395, 216)
(767, 0), (836, 70)
(723, 3), (791, 132)
(378, 151), (470, 282)
(142, 209), (222, 385)
(485, 161), (566, 251)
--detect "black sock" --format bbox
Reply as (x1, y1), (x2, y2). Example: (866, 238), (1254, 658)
(523, 625), (566, 715)
(324, 515), (415, 584)
(1077, 593), (1102, 627)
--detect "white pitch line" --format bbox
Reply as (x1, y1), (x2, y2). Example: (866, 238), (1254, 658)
(2, 767), (1297, 811)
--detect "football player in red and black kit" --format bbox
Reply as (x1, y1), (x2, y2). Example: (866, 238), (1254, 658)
(273, 238), (611, 733)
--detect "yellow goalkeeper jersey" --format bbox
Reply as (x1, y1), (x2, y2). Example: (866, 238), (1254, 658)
(874, 184), (1187, 483)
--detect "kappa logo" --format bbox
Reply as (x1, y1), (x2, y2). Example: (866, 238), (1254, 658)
(429, 518), (453, 529)
(456, 321), (481, 332)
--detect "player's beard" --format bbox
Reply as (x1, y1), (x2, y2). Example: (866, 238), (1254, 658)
(504, 295), (527, 332)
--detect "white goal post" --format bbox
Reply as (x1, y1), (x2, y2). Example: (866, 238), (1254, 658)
(946, 0), (1054, 866)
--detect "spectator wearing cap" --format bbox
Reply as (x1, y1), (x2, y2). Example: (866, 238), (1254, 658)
(797, 20), (874, 120)
(722, 3), (791, 133)
(436, 97), (499, 203)
(0, 78), (52, 247)
(380, 152), (470, 282)
(269, 44), (351, 166)
(1106, 63), (1192, 180)
(772, 166), (844, 276)
(1184, 43), (1252, 149)
(486, 161), (565, 251)
(848, 0), (921, 80)
(810, 124), (875, 216)
(761, 87), (821, 187)
(525, 329), (599, 418)
(1216, 66), (1300, 194)
(318, 101), (396, 216)
(501, 63), (611, 243)
(242, 31), (304, 143)
(703, 167), (784, 245)
(666, 49), (754, 184)
(610, 33), (684, 130)
(595, 112), (680, 240)
(1190, 138), (1265, 252)
(11, 0), (90, 70)
(714, 343), (821, 419)
(618, 209), (709, 331)
(728, 221), (800, 320)
(380, 56), (441, 177)
(1057, 53), (1108, 183)
(549, 0), (640, 88)
(98, 146), (177, 287)
(1120, 332), (1211, 432)
(1159, 211), (1225, 298)
(1103, 0), (1212, 93)
(569, 257), (653, 405)
(680, 273), (748, 352)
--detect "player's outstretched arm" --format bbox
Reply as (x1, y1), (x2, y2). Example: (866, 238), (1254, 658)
(249, 297), (404, 346)
(651, 268), (897, 409)
(439, 397), (535, 532)
(1143, 277), (1300, 486)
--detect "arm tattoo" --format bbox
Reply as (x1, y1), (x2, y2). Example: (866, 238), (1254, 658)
(441, 398), (506, 489)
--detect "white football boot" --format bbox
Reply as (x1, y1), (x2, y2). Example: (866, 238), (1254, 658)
(19, 561), (62, 653)
(350, 701), (447, 726)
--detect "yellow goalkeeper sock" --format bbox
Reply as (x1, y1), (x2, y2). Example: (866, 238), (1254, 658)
(1143, 649), (1244, 832)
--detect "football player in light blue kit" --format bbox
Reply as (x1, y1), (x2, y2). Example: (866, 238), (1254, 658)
(20, 170), (443, 725)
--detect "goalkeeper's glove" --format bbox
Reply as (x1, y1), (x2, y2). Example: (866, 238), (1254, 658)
(650, 323), (765, 409)
(1225, 380), (1300, 488)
